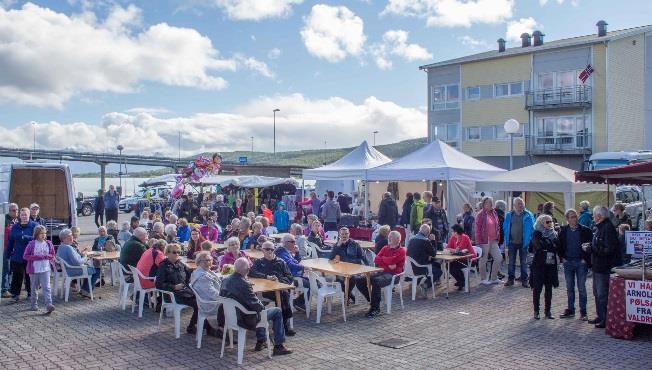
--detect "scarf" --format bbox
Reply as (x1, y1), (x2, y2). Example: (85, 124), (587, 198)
(535, 223), (557, 239)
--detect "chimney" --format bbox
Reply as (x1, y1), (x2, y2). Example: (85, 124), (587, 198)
(520, 33), (531, 47)
(532, 30), (544, 46)
(497, 38), (506, 52)
(597, 20), (608, 37)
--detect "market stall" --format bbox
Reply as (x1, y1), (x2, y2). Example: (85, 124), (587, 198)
(476, 162), (609, 221)
(365, 140), (506, 219)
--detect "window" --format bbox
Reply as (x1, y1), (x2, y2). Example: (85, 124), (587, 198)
(446, 123), (458, 142)
(509, 82), (523, 95)
(535, 115), (592, 148)
(538, 73), (554, 89)
(433, 123), (460, 146)
(480, 126), (495, 140)
(494, 82), (522, 97)
(466, 86), (480, 100)
(496, 125), (507, 140)
(494, 83), (509, 97)
(466, 127), (480, 141)
(431, 84), (459, 110)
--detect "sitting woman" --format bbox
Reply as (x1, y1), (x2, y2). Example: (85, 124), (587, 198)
(446, 224), (477, 291)
(242, 221), (263, 250)
(136, 239), (166, 289)
(164, 223), (178, 244)
(106, 221), (120, 245)
(374, 225), (391, 254)
(186, 227), (206, 261)
(199, 217), (219, 243)
(92, 226), (111, 251)
(156, 243), (216, 335)
(177, 218), (191, 243)
(118, 221), (132, 245)
(219, 237), (251, 271)
(308, 220), (330, 257)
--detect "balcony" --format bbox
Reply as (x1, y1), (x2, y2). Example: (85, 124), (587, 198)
(525, 133), (592, 155)
(525, 86), (592, 110)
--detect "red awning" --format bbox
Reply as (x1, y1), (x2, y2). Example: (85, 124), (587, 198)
(575, 160), (652, 185)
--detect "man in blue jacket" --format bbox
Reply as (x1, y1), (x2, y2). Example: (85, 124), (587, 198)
(5, 208), (37, 301)
(503, 197), (534, 288)
(103, 185), (120, 223)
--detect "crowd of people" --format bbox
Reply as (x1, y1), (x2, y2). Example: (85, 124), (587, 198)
(1, 186), (640, 357)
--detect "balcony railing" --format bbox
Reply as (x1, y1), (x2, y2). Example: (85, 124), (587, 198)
(525, 86), (592, 110)
(525, 133), (592, 155)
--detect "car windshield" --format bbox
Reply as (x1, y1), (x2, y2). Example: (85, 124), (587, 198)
(134, 189), (145, 197)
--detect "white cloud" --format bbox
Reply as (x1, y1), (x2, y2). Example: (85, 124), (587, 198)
(0, 94), (425, 155)
(539, 0), (571, 5)
(506, 17), (539, 43)
(458, 35), (490, 50)
(211, 0), (303, 21)
(0, 3), (274, 108)
(124, 107), (171, 115)
(381, 0), (514, 28)
(370, 30), (432, 70)
(234, 54), (275, 78)
(300, 4), (366, 62)
(267, 48), (281, 59)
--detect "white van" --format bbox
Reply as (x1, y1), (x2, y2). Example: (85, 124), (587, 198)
(0, 163), (77, 241)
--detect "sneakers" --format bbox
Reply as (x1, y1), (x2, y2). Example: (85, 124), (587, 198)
(559, 310), (575, 319)
(46, 305), (55, 314)
(365, 309), (380, 318)
(1, 291), (11, 298)
(504, 279), (514, 287)
(545, 312), (555, 320)
(254, 341), (267, 352)
(587, 318), (601, 325)
(272, 345), (292, 356)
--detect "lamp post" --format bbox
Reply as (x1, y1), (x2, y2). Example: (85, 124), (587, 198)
(273, 108), (280, 154)
(504, 119), (520, 170)
(30, 121), (36, 160)
(250, 136), (254, 153)
(373, 130), (379, 146)
(117, 145), (124, 195)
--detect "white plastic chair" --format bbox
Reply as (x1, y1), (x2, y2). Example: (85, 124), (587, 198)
(52, 258), (63, 299)
(462, 246), (483, 293)
(128, 265), (157, 318)
(117, 263), (133, 310)
(190, 284), (224, 349)
(308, 241), (331, 258)
(56, 256), (94, 302)
(381, 273), (405, 314)
(324, 231), (338, 241)
(403, 256), (436, 300)
(308, 271), (346, 324)
(156, 289), (192, 339)
(220, 298), (271, 365)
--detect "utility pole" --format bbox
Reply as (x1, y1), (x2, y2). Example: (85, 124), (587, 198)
(250, 136), (254, 153)
(373, 130), (379, 146)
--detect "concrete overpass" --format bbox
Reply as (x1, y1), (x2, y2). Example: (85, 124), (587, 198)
(0, 147), (306, 189)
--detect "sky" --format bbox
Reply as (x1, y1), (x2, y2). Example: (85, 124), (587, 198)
(0, 0), (651, 160)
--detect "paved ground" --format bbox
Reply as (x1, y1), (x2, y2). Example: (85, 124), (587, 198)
(2, 214), (649, 369)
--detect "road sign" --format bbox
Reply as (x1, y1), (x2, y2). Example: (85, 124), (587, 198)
(239, 156), (247, 165)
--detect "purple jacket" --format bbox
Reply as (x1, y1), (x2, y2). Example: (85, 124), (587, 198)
(23, 240), (56, 275)
(474, 209), (500, 245)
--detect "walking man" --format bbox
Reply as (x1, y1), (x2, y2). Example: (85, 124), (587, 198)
(503, 197), (534, 288)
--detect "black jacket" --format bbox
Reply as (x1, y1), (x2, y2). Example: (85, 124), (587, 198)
(374, 234), (388, 254)
(94, 196), (105, 213)
(528, 230), (560, 287)
(591, 219), (620, 273)
(249, 257), (294, 285)
(423, 206), (449, 241)
(155, 258), (191, 292)
(400, 198), (413, 226)
(219, 273), (264, 330)
(378, 198), (399, 228)
(213, 202), (234, 228)
(558, 224), (593, 266)
(407, 235), (437, 276)
(329, 239), (364, 264)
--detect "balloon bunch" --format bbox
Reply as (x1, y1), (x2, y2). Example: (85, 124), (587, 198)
(171, 153), (222, 198)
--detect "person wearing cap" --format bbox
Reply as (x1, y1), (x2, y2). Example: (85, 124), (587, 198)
(103, 185), (120, 223)
(273, 201), (290, 233)
(29, 203), (44, 225)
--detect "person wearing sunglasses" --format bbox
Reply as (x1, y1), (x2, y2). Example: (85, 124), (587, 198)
(528, 214), (560, 320)
(156, 244), (216, 336)
(249, 241), (297, 336)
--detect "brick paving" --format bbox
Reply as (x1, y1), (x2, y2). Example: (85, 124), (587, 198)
(1, 268), (651, 370)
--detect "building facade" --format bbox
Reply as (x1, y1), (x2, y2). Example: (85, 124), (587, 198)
(420, 21), (652, 170)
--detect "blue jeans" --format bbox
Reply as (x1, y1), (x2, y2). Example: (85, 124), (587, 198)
(69, 266), (100, 293)
(563, 259), (588, 315)
(592, 272), (610, 323)
(1, 257), (10, 292)
(507, 243), (528, 281)
(256, 307), (285, 345)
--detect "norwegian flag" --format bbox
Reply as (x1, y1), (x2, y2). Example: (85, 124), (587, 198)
(579, 64), (594, 83)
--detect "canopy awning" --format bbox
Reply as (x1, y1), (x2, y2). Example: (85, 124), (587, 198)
(477, 162), (607, 192)
(575, 160), (652, 185)
(141, 174), (298, 188)
(302, 141), (391, 180)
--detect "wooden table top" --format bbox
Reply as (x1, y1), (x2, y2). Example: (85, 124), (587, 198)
(435, 252), (473, 262)
(249, 277), (294, 294)
(301, 258), (382, 277)
(87, 251), (119, 261)
(244, 249), (264, 260)
(324, 239), (375, 250)
(180, 257), (197, 270)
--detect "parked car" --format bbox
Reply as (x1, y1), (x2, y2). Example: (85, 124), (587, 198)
(616, 186), (652, 230)
(119, 185), (171, 213)
(75, 193), (96, 216)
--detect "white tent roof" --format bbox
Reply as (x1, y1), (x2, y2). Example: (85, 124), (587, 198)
(366, 140), (506, 181)
(475, 162), (608, 192)
(142, 174), (298, 188)
(302, 141), (391, 180)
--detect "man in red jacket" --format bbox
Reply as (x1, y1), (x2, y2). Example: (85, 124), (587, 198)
(365, 231), (406, 318)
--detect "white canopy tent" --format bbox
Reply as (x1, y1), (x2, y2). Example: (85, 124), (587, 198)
(302, 141), (392, 219)
(475, 161), (609, 211)
(366, 140), (506, 217)
(142, 174), (298, 188)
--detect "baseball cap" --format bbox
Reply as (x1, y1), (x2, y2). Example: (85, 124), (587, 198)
(30, 203), (40, 209)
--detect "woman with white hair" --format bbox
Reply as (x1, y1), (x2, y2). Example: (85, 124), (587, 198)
(118, 222), (132, 245)
(165, 223), (178, 244)
(528, 214), (560, 320)
(578, 200), (593, 228)
(474, 197), (503, 284)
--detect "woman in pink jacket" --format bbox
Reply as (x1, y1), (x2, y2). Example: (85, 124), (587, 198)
(474, 197), (503, 285)
(22, 225), (55, 313)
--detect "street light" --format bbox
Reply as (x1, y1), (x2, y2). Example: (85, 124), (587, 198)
(30, 121), (36, 160)
(273, 109), (280, 154)
(117, 145), (124, 195)
(504, 119), (520, 171)
(250, 136), (254, 152)
(372, 130), (379, 146)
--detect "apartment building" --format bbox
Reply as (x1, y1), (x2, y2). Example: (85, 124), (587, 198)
(419, 21), (652, 170)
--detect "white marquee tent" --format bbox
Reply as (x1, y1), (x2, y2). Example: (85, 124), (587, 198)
(302, 140), (391, 180)
(365, 140), (506, 216)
